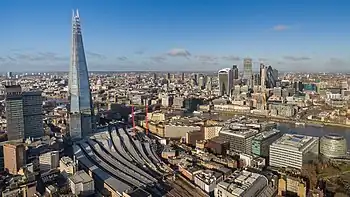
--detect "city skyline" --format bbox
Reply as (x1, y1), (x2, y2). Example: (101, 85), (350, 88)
(0, 0), (350, 72)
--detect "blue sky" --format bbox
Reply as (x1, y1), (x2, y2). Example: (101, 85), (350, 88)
(0, 0), (350, 72)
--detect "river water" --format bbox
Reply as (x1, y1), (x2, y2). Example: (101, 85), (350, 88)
(277, 123), (350, 150)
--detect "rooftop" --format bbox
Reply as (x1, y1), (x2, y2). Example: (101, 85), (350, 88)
(220, 128), (258, 138)
(69, 170), (93, 184)
(217, 170), (268, 196)
(60, 156), (74, 166)
(195, 170), (222, 184)
(271, 133), (319, 151)
(253, 129), (281, 141)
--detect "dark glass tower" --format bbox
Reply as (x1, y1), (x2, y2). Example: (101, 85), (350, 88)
(68, 10), (93, 140)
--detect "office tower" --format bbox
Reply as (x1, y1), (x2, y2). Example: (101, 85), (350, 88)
(232, 65), (239, 79)
(68, 10), (94, 140)
(23, 91), (44, 138)
(273, 68), (279, 81)
(6, 72), (13, 79)
(5, 85), (25, 140)
(5, 85), (44, 140)
(192, 73), (198, 85)
(39, 151), (60, 172)
(243, 58), (253, 82)
(4, 142), (26, 175)
(260, 63), (266, 89)
(167, 73), (171, 81)
(218, 68), (233, 96)
(253, 73), (260, 86)
(181, 72), (185, 81)
(219, 128), (258, 154)
(153, 73), (157, 83)
(252, 129), (282, 158)
(198, 74), (206, 89)
(269, 134), (319, 170)
(266, 66), (277, 88)
(206, 76), (213, 91)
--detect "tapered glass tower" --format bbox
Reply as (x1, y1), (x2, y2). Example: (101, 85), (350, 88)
(68, 10), (93, 140)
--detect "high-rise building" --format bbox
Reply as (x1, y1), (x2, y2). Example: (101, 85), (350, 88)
(153, 73), (157, 83)
(198, 74), (206, 89)
(23, 91), (44, 139)
(253, 73), (260, 86)
(68, 10), (94, 140)
(6, 72), (13, 79)
(218, 68), (233, 96)
(39, 151), (60, 172)
(5, 85), (25, 140)
(243, 58), (253, 83)
(206, 76), (213, 91)
(260, 63), (266, 89)
(232, 65), (239, 79)
(167, 72), (171, 81)
(266, 66), (277, 88)
(5, 85), (44, 140)
(4, 142), (26, 175)
(252, 129), (282, 158)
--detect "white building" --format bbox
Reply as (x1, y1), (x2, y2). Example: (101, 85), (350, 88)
(68, 170), (94, 196)
(59, 156), (77, 178)
(194, 170), (223, 193)
(269, 134), (319, 170)
(214, 170), (268, 197)
(39, 151), (59, 172)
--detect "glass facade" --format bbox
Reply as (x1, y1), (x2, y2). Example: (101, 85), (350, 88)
(68, 10), (93, 140)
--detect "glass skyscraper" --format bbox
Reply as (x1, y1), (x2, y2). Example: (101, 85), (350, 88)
(68, 10), (93, 140)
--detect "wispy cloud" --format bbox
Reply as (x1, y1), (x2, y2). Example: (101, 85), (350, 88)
(8, 52), (68, 62)
(167, 48), (191, 58)
(283, 56), (311, 61)
(117, 56), (127, 61)
(221, 55), (240, 61)
(258, 58), (269, 62)
(273, 25), (290, 31)
(86, 51), (106, 59)
(150, 56), (167, 63)
(195, 55), (218, 62)
(135, 49), (146, 55)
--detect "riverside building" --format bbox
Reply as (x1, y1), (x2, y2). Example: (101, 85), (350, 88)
(269, 134), (319, 170)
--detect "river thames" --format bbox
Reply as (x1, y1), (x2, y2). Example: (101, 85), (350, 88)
(278, 123), (350, 150)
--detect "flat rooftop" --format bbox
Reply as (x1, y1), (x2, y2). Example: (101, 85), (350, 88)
(271, 134), (318, 151)
(217, 170), (267, 196)
(253, 129), (281, 141)
(220, 128), (258, 138)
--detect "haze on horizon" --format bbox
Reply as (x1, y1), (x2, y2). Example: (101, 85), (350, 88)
(0, 0), (349, 73)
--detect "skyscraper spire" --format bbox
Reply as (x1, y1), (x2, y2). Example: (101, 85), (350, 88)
(68, 10), (93, 140)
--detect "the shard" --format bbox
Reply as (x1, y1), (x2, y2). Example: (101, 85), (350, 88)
(68, 9), (93, 140)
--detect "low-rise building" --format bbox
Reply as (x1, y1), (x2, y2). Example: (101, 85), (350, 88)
(59, 156), (77, 178)
(68, 170), (95, 196)
(194, 170), (223, 193)
(214, 170), (268, 197)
